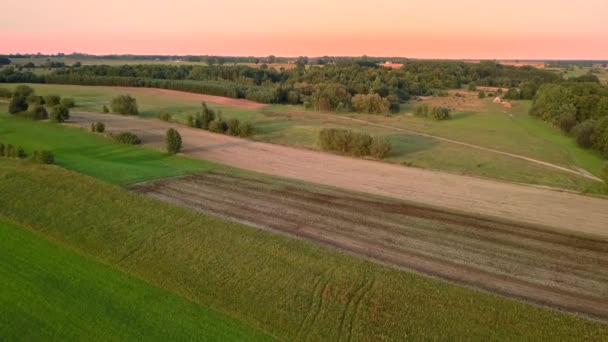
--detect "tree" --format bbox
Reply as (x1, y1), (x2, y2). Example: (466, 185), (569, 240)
(111, 95), (138, 115)
(32, 150), (54, 164)
(238, 121), (254, 137)
(0, 143), (4, 157)
(50, 105), (70, 122)
(16, 146), (27, 159)
(165, 128), (182, 154)
(267, 55), (276, 64)
(200, 102), (215, 129)
(0, 57), (11, 65)
(8, 95), (28, 114)
(573, 120), (596, 148)
(351, 93), (389, 114)
(60, 97), (75, 108)
(45, 94), (61, 106)
(102, 105), (109, 113)
(13, 85), (34, 98)
(370, 138), (392, 159)
(468, 82), (477, 91)
(30, 105), (48, 120)
(478, 91), (486, 99)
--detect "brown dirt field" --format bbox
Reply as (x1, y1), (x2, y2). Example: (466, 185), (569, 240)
(107, 86), (267, 109)
(69, 112), (608, 239)
(131, 171), (608, 321)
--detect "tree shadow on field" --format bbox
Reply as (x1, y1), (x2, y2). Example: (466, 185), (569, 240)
(384, 133), (438, 158)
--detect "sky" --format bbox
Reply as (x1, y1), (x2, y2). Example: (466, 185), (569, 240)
(2, 0), (608, 59)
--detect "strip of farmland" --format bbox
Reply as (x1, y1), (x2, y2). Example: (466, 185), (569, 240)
(132, 170), (608, 321)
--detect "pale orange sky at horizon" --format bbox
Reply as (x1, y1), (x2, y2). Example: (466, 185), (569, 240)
(2, 0), (607, 59)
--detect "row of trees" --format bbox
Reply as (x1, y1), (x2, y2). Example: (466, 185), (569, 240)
(0, 142), (54, 164)
(318, 128), (392, 159)
(530, 82), (608, 157)
(414, 105), (451, 120)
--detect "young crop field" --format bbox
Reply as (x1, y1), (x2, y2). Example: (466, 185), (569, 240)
(1, 159), (607, 340)
(2, 83), (606, 193)
(0, 218), (272, 341)
(132, 170), (608, 320)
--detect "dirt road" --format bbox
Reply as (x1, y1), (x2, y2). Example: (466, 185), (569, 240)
(70, 112), (608, 239)
(132, 171), (608, 320)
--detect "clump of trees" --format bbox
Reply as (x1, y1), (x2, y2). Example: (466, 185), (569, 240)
(165, 128), (182, 154)
(158, 112), (172, 122)
(0, 142), (53, 163)
(32, 150), (55, 164)
(414, 105), (451, 120)
(351, 93), (390, 114)
(530, 82), (608, 157)
(50, 105), (69, 123)
(8, 95), (28, 114)
(110, 95), (138, 115)
(44, 94), (61, 106)
(112, 132), (141, 145)
(318, 128), (392, 159)
(187, 102), (254, 137)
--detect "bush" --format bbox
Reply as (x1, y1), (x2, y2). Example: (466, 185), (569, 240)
(50, 105), (69, 123)
(414, 104), (430, 117)
(349, 132), (373, 156)
(238, 121), (254, 137)
(31, 105), (49, 120)
(16, 146), (27, 159)
(60, 97), (75, 108)
(0, 143), (4, 157)
(32, 150), (55, 164)
(159, 112), (172, 122)
(91, 122), (105, 133)
(45, 94), (61, 106)
(200, 102), (216, 129)
(226, 118), (241, 136)
(573, 120), (596, 148)
(468, 83), (477, 91)
(113, 132), (141, 145)
(13, 85), (34, 98)
(0, 88), (11, 98)
(351, 93), (389, 114)
(111, 95), (138, 115)
(430, 106), (451, 120)
(6, 144), (16, 158)
(557, 113), (578, 133)
(26, 94), (45, 105)
(478, 91), (486, 99)
(209, 118), (228, 133)
(165, 128), (182, 155)
(370, 138), (392, 159)
(8, 95), (28, 114)
(102, 105), (109, 113)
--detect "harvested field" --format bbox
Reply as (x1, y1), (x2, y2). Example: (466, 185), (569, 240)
(69, 112), (608, 239)
(132, 171), (608, 320)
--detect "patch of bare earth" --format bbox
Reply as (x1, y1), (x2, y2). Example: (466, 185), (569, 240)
(69, 112), (608, 239)
(131, 171), (608, 321)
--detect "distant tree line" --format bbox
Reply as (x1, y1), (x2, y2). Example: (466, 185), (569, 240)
(0, 60), (560, 114)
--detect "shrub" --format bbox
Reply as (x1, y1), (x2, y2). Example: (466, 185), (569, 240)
(478, 91), (486, 99)
(110, 95), (138, 115)
(8, 95), (28, 114)
(32, 150), (55, 164)
(351, 93), (389, 114)
(91, 123), (95, 132)
(238, 121), (254, 137)
(93, 122), (105, 133)
(370, 138), (392, 159)
(0, 143), (4, 157)
(573, 120), (596, 148)
(159, 112), (172, 122)
(414, 104), (429, 117)
(113, 132), (141, 145)
(165, 128), (182, 155)
(26, 94), (45, 105)
(200, 102), (216, 129)
(209, 118), (228, 133)
(31, 105), (49, 120)
(468, 82), (477, 91)
(0, 88), (12, 98)
(6, 144), (15, 158)
(45, 94), (61, 106)
(16, 146), (27, 159)
(226, 118), (241, 136)
(102, 105), (109, 113)
(50, 105), (70, 123)
(61, 97), (75, 108)
(13, 85), (34, 98)
(186, 114), (196, 128)
(349, 132), (373, 156)
(430, 106), (451, 120)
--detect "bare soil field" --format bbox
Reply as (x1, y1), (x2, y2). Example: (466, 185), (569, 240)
(69, 112), (608, 239)
(131, 171), (608, 320)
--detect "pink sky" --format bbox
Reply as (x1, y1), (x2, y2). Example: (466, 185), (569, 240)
(2, 0), (608, 59)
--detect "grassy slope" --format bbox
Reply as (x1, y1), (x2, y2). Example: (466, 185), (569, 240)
(0, 218), (272, 341)
(0, 159), (606, 341)
(0, 110), (215, 185)
(2, 84), (604, 192)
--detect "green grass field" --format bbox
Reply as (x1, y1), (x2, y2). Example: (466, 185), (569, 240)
(2, 83), (605, 192)
(0, 218), (273, 341)
(0, 159), (606, 340)
(0, 108), (215, 185)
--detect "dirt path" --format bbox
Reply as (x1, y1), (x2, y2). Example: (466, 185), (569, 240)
(321, 112), (603, 182)
(132, 171), (608, 321)
(70, 112), (608, 239)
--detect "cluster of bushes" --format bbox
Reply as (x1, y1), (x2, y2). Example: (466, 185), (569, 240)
(318, 128), (392, 159)
(112, 132), (141, 145)
(90, 122), (105, 133)
(414, 105), (451, 120)
(0, 143), (54, 164)
(110, 94), (138, 115)
(530, 82), (608, 157)
(5, 85), (72, 121)
(187, 102), (254, 137)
